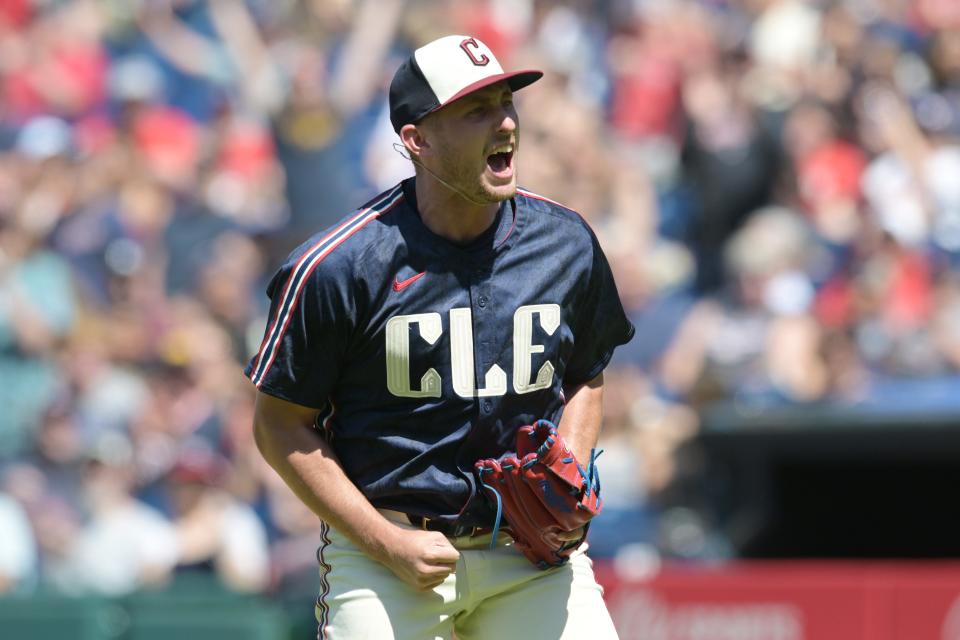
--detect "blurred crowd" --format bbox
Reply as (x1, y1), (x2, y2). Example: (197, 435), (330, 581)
(2, 0), (960, 596)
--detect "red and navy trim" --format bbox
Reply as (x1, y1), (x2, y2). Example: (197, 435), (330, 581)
(515, 187), (577, 214)
(315, 521), (333, 639)
(516, 186), (593, 230)
(249, 187), (404, 388)
(314, 399), (337, 442)
(495, 198), (519, 248)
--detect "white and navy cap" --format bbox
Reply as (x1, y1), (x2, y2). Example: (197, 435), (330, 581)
(389, 35), (543, 133)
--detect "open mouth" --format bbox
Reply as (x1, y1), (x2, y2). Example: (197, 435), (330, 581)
(486, 149), (514, 178)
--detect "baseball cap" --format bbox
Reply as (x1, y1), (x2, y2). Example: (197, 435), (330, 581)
(389, 35), (542, 133)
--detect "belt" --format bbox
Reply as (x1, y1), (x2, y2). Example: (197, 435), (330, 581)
(378, 509), (493, 538)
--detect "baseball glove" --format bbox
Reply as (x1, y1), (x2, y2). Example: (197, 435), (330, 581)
(474, 420), (602, 569)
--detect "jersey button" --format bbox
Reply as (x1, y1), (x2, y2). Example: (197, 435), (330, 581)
(478, 295), (488, 308)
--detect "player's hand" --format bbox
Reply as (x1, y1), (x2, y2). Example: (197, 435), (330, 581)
(380, 528), (460, 591)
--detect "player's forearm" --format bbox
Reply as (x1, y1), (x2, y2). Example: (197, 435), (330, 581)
(558, 372), (604, 463)
(253, 413), (400, 564)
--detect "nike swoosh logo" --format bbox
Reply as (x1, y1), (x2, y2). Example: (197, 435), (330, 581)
(393, 271), (426, 292)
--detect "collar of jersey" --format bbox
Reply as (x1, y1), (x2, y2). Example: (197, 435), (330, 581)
(399, 178), (524, 263)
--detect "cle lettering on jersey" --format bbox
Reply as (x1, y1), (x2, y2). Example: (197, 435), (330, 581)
(385, 304), (560, 398)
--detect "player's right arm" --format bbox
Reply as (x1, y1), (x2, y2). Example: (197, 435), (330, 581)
(252, 391), (460, 590)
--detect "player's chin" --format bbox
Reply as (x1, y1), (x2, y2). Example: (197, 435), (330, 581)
(480, 176), (517, 202)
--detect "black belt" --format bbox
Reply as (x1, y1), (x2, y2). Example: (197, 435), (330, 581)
(406, 514), (493, 538)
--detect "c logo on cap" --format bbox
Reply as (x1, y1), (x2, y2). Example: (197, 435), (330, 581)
(460, 38), (490, 66)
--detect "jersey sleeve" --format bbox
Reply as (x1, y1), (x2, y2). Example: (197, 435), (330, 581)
(564, 231), (635, 386)
(244, 256), (353, 409)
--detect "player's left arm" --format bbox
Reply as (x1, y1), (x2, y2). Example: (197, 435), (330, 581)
(540, 371), (603, 543)
(557, 371), (604, 472)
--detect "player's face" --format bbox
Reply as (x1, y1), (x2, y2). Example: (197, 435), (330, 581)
(425, 83), (519, 203)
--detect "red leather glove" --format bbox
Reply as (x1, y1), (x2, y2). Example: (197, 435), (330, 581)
(475, 420), (602, 568)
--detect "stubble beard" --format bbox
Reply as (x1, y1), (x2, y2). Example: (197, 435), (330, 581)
(436, 137), (518, 205)
(479, 180), (516, 203)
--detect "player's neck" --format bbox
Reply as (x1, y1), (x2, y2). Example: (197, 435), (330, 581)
(415, 176), (501, 245)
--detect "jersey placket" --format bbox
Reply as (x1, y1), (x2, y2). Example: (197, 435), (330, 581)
(467, 265), (499, 418)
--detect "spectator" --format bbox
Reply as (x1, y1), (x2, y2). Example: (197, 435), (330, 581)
(0, 157), (77, 457)
(163, 443), (270, 593)
(51, 434), (177, 596)
(680, 62), (781, 292)
(0, 492), (38, 593)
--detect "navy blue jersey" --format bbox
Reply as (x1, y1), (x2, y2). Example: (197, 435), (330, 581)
(246, 178), (634, 526)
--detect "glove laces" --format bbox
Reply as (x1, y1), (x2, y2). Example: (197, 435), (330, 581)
(583, 448), (603, 500)
(477, 467), (504, 549)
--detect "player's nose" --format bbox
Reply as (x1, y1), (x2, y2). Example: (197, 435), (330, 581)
(495, 107), (517, 133)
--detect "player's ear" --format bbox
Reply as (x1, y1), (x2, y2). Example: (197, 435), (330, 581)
(400, 123), (431, 162)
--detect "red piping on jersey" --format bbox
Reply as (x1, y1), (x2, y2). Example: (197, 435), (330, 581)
(516, 187), (594, 228)
(316, 522), (333, 639)
(250, 205), (377, 377)
(251, 190), (404, 387)
(494, 198), (518, 248)
(322, 399), (336, 441)
(515, 187), (575, 212)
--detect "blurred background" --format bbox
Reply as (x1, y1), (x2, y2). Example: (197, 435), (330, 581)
(1, 0), (960, 638)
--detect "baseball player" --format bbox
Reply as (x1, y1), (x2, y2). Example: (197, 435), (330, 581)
(248, 35), (634, 639)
